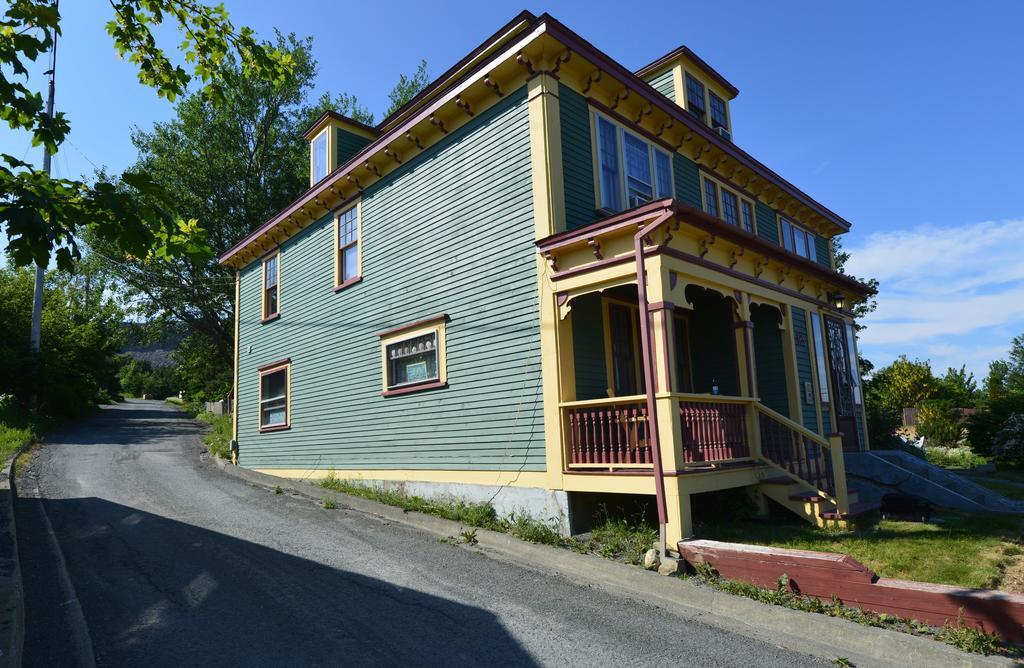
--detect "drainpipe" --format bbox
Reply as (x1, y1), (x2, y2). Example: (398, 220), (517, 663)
(634, 207), (674, 555)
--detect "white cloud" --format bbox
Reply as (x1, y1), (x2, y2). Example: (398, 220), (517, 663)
(846, 219), (1024, 379)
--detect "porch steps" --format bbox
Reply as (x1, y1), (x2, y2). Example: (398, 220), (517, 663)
(758, 475), (873, 529)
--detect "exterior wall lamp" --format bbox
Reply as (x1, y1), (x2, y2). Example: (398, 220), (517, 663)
(829, 291), (846, 310)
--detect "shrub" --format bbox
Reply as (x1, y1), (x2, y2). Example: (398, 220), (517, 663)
(924, 446), (987, 469)
(917, 400), (965, 448)
(968, 394), (1024, 456)
(992, 414), (1024, 466)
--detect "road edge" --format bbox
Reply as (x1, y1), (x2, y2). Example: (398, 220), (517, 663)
(0, 445), (28, 668)
(209, 457), (1012, 667)
(14, 446), (96, 668)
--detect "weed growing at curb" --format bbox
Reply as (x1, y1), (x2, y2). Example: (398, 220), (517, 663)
(831, 657), (853, 667)
(322, 497), (337, 510)
(274, 486), (283, 495)
(690, 562), (1016, 657)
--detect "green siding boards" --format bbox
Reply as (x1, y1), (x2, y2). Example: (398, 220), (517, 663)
(336, 128), (372, 166)
(815, 234), (831, 267)
(237, 87), (544, 471)
(755, 202), (779, 244)
(752, 306), (790, 417)
(673, 154), (702, 209)
(644, 69), (675, 101)
(571, 293), (608, 400)
(560, 83), (597, 231)
(790, 307), (818, 432)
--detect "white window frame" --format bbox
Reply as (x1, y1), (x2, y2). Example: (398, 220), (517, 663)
(593, 111), (673, 213)
(258, 361), (290, 431)
(311, 128), (329, 184)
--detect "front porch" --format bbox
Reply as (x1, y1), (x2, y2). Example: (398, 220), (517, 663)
(537, 199), (875, 546)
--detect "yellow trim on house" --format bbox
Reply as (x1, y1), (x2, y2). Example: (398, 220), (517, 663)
(232, 270), (240, 445)
(309, 127), (331, 187)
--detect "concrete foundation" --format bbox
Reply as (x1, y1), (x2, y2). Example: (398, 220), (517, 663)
(344, 479), (572, 535)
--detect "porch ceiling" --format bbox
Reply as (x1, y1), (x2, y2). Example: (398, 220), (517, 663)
(536, 199), (875, 313)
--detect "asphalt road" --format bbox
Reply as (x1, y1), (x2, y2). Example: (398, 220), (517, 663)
(17, 400), (829, 667)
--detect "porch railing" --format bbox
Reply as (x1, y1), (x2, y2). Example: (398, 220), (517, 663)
(676, 394), (751, 463)
(561, 396), (652, 469)
(754, 403), (837, 500)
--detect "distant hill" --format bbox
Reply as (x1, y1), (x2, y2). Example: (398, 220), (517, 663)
(121, 321), (186, 368)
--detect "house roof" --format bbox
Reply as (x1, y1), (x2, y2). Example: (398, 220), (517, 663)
(220, 12), (853, 268)
(301, 111), (378, 140)
(634, 44), (740, 99)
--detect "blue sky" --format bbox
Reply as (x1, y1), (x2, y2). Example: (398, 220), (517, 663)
(4, 1), (1024, 382)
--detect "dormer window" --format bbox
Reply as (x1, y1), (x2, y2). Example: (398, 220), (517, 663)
(779, 216), (817, 260)
(685, 74), (706, 121)
(311, 130), (328, 183)
(709, 92), (729, 131)
(594, 113), (672, 212)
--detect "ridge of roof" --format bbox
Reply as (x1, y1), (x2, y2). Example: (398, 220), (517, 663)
(634, 44), (739, 98)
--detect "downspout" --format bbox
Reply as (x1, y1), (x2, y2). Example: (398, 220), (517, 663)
(634, 208), (675, 555)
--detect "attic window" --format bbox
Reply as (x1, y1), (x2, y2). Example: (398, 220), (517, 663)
(312, 130), (328, 183)
(709, 92), (728, 131)
(685, 74), (706, 121)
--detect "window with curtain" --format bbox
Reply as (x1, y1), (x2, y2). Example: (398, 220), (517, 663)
(312, 130), (328, 182)
(337, 206), (359, 285)
(386, 332), (439, 389)
(259, 365), (288, 429)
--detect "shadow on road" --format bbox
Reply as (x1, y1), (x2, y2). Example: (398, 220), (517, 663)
(22, 496), (537, 667)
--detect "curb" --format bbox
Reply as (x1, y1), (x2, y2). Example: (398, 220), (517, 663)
(209, 458), (1013, 667)
(0, 445), (29, 668)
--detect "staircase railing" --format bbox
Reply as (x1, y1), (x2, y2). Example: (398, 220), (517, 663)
(753, 403), (849, 513)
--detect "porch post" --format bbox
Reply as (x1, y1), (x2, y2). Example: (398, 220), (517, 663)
(828, 432), (850, 514)
(734, 292), (761, 460)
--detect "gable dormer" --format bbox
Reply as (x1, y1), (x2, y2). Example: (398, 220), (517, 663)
(637, 45), (739, 142)
(303, 112), (379, 187)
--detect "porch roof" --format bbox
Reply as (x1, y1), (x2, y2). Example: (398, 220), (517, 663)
(536, 199), (876, 299)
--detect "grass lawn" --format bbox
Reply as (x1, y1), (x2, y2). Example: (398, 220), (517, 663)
(967, 469), (1024, 501)
(697, 513), (1024, 590)
(0, 421), (36, 463)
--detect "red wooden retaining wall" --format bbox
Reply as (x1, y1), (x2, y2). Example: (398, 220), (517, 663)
(678, 539), (1024, 642)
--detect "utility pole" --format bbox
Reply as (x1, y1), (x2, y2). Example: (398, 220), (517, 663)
(30, 0), (59, 408)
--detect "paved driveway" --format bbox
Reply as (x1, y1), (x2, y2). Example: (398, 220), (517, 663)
(17, 400), (827, 667)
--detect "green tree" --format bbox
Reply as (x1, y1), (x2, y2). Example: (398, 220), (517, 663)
(384, 59), (429, 118)
(89, 38), (430, 399)
(832, 235), (879, 329)
(0, 265), (124, 419)
(935, 365), (978, 407)
(2, 0), (294, 269)
(985, 360), (1010, 401)
(917, 399), (965, 449)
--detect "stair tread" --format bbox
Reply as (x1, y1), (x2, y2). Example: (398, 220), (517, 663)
(761, 476), (796, 485)
(819, 501), (881, 520)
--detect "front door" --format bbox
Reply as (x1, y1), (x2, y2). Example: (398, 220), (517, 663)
(824, 316), (860, 451)
(608, 303), (639, 396)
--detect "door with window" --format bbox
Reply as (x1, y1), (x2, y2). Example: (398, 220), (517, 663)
(824, 316), (860, 451)
(608, 303), (641, 396)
